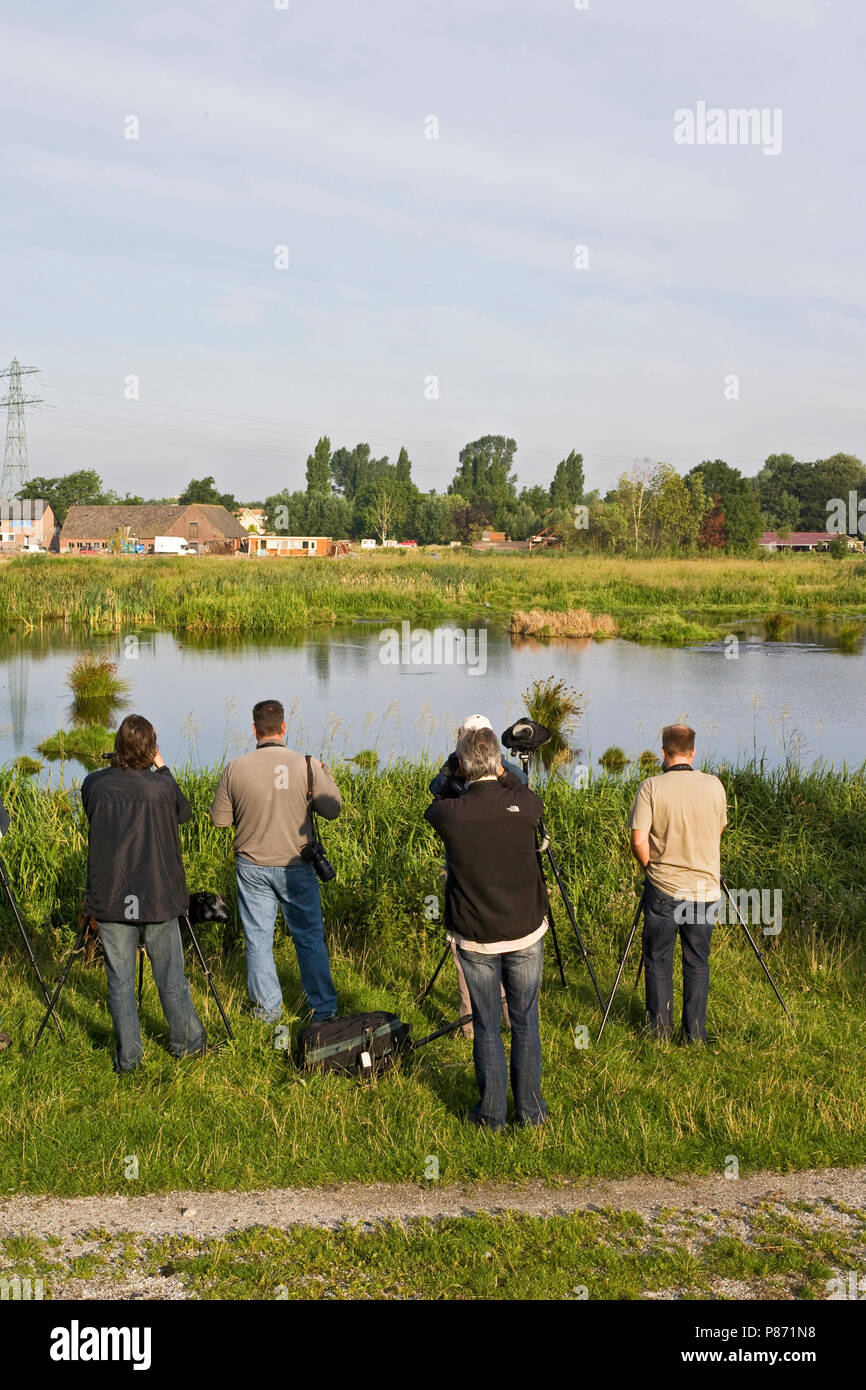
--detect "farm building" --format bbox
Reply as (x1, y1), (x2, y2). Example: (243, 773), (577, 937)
(0, 498), (56, 552)
(757, 530), (863, 553)
(246, 534), (332, 557)
(59, 504), (248, 554)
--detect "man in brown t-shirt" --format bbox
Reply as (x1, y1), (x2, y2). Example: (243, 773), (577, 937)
(628, 724), (727, 1042)
(210, 699), (341, 1024)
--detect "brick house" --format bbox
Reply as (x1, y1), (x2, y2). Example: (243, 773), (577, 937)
(0, 498), (57, 551)
(59, 503), (249, 554)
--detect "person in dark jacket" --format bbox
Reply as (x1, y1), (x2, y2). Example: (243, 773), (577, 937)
(428, 714), (526, 1038)
(425, 725), (548, 1130)
(0, 796), (11, 1052)
(81, 714), (205, 1072)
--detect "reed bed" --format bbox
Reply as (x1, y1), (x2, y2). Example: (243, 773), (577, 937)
(3, 553), (866, 643)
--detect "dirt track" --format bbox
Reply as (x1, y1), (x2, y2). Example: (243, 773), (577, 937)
(2, 1164), (864, 1241)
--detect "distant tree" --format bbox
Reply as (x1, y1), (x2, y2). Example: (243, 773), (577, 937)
(263, 489), (353, 537)
(305, 436), (332, 495)
(414, 493), (454, 545)
(774, 490), (801, 532)
(19, 470), (107, 526)
(804, 453), (866, 532)
(549, 450), (585, 509)
(586, 500), (628, 553)
(329, 443), (390, 499)
(448, 500), (492, 542)
(614, 462), (657, 552)
(449, 435), (518, 510)
(394, 447), (412, 482)
(688, 459), (762, 549)
(649, 465), (707, 552)
(178, 476), (237, 512)
(698, 494), (727, 549)
(355, 475), (416, 544)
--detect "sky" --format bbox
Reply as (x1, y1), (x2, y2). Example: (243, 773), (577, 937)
(1, 0), (864, 500)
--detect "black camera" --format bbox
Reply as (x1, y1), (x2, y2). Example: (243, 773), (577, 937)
(501, 717), (552, 753)
(301, 840), (337, 882)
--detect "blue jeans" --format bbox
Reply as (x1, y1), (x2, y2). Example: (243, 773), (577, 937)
(642, 882), (719, 1042)
(456, 937), (545, 1130)
(235, 858), (337, 1023)
(98, 919), (206, 1073)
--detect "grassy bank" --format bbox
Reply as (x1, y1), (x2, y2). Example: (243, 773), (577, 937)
(2, 552), (866, 642)
(0, 760), (863, 1196)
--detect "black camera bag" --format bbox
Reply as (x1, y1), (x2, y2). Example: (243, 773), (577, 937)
(297, 1011), (411, 1076)
(296, 1010), (473, 1077)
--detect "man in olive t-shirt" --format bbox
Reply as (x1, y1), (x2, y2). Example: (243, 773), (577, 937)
(628, 724), (727, 1042)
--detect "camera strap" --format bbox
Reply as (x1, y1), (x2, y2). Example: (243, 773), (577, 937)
(304, 754), (319, 842)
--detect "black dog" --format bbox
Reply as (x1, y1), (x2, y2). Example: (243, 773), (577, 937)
(187, 891), (231, 925)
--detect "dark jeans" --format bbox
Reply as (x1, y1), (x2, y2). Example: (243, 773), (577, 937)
(642, 883), (718, 1042)
(456, 937), (545, 1130)
(98, 919), (206, 1072)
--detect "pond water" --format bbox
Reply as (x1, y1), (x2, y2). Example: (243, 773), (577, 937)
(0, 618), (861, 782)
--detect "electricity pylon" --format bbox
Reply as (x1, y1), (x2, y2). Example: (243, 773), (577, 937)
(0, 359), (42, 499)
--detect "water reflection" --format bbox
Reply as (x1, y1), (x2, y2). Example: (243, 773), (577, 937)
(0, 618), (861, 782)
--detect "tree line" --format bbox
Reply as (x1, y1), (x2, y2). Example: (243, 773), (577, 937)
(19, 442), (866, 552)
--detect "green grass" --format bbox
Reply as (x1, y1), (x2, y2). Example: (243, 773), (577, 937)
(37, 724), (113, 771)
(65, 651), (130, 726)
(0, 759), (865, 1195)
(598, 746), (629, 773)
(4, 551), (866, 643)
(2, 1202), (862, 1299)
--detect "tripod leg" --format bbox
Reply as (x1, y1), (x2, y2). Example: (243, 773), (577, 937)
(182, 916), (234, 1041)
(545, 901), (567, 987)
(0, 858), (65, 1040)
(544, 842), (605, 1011)
(596, 890), (646, 1044)
(417, 942), (451, 1006)
(721, 878), (794, 1026)
(32, 922), (89, 1047)
(632, 952), (644, 991)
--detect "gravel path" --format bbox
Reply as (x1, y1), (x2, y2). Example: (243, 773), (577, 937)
(2, 1164), (864, 1240)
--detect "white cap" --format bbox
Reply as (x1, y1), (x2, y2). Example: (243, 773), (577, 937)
(458, 713), (494, 738)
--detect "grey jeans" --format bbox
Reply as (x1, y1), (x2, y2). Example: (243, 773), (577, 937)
(98, 919), (206, 1072)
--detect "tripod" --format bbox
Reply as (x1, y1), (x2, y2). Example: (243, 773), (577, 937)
(518, 749), (605, 1010)
(0, 854), (65, 1040)
(596, 876), (794, 1043)
(33, 913), (234, 1047)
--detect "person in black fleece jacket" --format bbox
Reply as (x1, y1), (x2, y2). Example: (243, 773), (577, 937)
(81, 714), (205, 1072)
(425, 726), (548, 1130)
